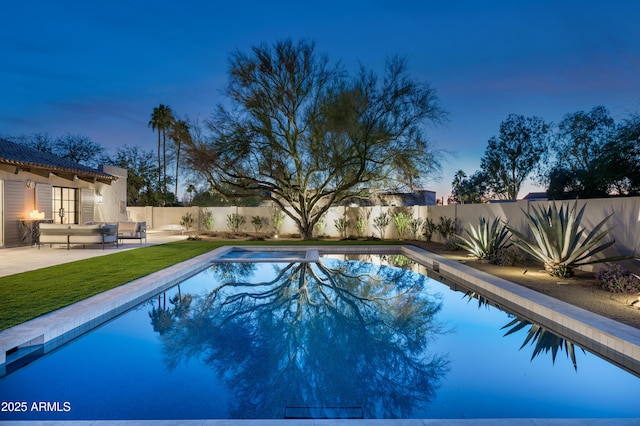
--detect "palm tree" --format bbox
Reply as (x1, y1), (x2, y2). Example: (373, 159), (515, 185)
(148, 104), (175, 203)
(148, 107), (163, 189)
(169, 119), (191, 201)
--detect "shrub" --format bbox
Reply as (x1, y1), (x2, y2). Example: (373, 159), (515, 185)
(200, 210), (214, 231)
(437, 216), (457, 240)
(180, 212), (194, 231)
(226, 213), (246, 234)
(457, 217), (511, 261)
(595, 264), (640, 293)
(409, 217), (423, 240)
(492, 246), (525, 266)
(392, 212), (412, 239)
(373, 212), (391, 240)
(251, 216), (265, 233)
(355, 216), (367, 238)
(422, 218), (437, 242)
(334, 217), (350, 239)
(356, 216), (368, 238)
(315, 218), (326, 237)
(272, 210), (285, 235)
(444, 237), (461, 251)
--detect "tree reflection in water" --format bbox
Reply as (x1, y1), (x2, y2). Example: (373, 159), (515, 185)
(155, 258), (450, 419)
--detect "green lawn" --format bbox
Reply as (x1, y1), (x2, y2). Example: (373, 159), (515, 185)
(0, 239), (401, 331)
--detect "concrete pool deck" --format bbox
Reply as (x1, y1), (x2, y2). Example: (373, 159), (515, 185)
(0, 230), (189, 277)
(1, 244), (639, 424)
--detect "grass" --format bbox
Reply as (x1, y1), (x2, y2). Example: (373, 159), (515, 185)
(0, 239), (401, 331)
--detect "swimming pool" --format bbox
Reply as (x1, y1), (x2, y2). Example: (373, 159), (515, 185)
(0, 251), (639, 420)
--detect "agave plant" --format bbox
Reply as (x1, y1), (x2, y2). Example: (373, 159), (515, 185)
(457, 217), (511, 261)
(502, 317), (583, 371)
(507, 201), (619, 277)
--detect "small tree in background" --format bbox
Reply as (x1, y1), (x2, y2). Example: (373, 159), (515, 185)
(180, 212), (194, 231)
(409, 217), (424, 240)
(227, 213), (246, 234)
(199, 210), (214, 231)
(355, 216), (367, 238)
(392, 212), (412, 240)
(272, 210), (285, 236)
(334, 217), (350, 239)
(251, 216), (265, 233)
(373, 212), (391, 240)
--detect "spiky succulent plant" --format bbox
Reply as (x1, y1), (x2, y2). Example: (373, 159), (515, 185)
(457, 217), (511, 261)
(507, 201), (619, 277)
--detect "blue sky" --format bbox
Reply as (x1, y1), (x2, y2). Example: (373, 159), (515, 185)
(2, 0), (639, 200)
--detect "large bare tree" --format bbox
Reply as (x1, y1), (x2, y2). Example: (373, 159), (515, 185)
(184, 39), (445, 239)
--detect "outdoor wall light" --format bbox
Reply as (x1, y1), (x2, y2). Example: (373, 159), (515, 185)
(95, 192), (103, 203)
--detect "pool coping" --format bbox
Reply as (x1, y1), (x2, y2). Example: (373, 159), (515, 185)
(400, 245), (640, 377)
(1, 419), (639, 426)
(0, 246), (230, 371)
(2, 244), (640, 378)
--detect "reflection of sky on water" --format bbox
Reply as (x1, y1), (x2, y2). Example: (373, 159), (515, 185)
(0, 257), (638, 421)
(432, 284), (638, 418)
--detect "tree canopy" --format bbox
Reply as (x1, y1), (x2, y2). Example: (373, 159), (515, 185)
(547, 105), (617, 198)
(479, 114), (550, 200)
(7, 132), (104, 168)
(183, 39), (446, 238)
(105, 145), (162, 206)
(449, 170), (488, 204)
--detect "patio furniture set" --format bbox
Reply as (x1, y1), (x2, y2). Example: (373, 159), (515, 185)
(37, 221), (146, 250)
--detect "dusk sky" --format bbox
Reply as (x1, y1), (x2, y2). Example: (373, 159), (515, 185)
(2, 0), (639, 200)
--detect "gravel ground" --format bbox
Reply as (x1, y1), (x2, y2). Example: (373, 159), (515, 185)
(413, 242), (640, 330)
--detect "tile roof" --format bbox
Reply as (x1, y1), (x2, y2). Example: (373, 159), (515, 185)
(0, 138), (117, 184)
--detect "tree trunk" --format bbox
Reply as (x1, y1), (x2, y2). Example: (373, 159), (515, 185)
(162, 131), (167, 205)
(301, 225), (314, 240)
(174, 142), (180, 201)
(157, 133), (161, 189)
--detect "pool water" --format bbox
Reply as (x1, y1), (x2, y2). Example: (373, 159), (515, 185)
(215, 247), (312, 261)
(0, 256), (638, 420)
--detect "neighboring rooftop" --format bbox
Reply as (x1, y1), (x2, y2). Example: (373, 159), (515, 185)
(522, 191), (548, 200)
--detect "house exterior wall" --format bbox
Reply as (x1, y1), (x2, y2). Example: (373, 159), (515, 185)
(2, 179), (25, 246)
(94, 165), (128, 224)
(0, 164), (128, 247)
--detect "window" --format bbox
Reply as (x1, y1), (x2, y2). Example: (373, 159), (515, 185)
(52, 187), (78, 224)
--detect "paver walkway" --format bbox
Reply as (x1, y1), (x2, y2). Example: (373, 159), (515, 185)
(0, 231), (187, 277)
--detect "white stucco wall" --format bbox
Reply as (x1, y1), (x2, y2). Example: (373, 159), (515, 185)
(128, 197), (640, 273)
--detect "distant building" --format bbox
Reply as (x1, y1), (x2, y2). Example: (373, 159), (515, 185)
(366, 190), (437, 206)
(522, 192), (548, 201)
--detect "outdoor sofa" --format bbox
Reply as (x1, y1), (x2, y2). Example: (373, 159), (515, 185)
(117, 221), (147, 244)
(38, 223), (119, 250)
